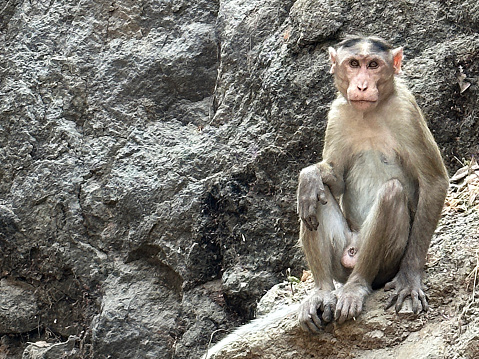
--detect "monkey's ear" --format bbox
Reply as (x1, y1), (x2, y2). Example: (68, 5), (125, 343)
(392, 47), (403, 74)
(328, 47), (337, 74)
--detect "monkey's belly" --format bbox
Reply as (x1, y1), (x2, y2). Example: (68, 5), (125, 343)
(341, 150), (413, 230)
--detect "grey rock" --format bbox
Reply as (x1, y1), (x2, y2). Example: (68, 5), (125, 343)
(90, 262), (180, 358)
(222, 266), (277, 318)
(0, 279), (38, 334)
(22, 336), (79, 359)
(288, 0), (345, 52)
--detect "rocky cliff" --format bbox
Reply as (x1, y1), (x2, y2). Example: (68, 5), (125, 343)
(0, 1), (478, 358)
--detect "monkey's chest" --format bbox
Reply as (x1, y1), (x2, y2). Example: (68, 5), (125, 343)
(341, 150), (412, 230)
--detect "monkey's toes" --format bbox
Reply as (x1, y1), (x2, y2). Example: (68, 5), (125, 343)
(335, 297), (363, 324)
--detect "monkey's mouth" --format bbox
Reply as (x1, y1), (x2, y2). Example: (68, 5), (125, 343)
(350, 100), (378, 110)
(350, 100), (377, 104)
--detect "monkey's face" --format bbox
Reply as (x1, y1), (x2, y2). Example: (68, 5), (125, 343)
(344, 56), (382, 111)
(334, 51), (395, 112)
(329, 41), (402, 112)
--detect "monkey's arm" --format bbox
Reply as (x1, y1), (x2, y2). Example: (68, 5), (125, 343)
(318, 161), (345, 198)
(386, 123), (448, 313)
(297, 161), (344, 231)
(297, 161), (346, 332)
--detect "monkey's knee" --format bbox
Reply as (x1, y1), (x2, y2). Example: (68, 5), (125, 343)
(377, 179), (408, 213)
(380, 178), (405, 200)
(384, 178), (403, 192)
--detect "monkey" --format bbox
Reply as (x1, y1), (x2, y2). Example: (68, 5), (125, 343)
(297, 35), (449, 333)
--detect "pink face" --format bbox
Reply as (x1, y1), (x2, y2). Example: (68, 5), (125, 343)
(329, 42), (403, 112)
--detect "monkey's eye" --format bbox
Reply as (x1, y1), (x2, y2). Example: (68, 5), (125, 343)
(349, 59), (360, 68)
(368, 60), (379, 69)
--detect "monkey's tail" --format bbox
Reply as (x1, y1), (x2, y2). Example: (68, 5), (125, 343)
(202, 303), (300, 359)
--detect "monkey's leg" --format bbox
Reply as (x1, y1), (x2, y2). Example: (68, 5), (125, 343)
(299, 185), (351, 332)
(335, 178), (410, 323)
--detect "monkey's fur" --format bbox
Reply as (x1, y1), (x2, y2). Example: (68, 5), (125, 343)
(202, 304), (299, 359)
(297, 36), (448, 332)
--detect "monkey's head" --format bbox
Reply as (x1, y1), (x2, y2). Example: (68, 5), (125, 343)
(328, 36), (403, 112)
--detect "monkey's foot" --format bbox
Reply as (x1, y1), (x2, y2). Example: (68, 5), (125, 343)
(297, 288), (337, 334)
(384, 271), (428, 314)
(334, 282), (370, 324)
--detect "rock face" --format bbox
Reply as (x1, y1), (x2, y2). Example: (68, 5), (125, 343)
(0, 1), (477, 358)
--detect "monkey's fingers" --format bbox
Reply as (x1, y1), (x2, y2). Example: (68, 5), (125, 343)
(348, 300), (362, 321)
(336, 309), (348, 324)
(299, 302), (321, 333)
(299, 315), (320, 334)
(307, 303), (323, 333)
(299, 321), (309, 333)
(385, 292), (398, 310)
(420, 293), (429, 312)
(321, 303), (334, 323)
(411, 290), (421, 314)
(309, 314), (323, 333)
(302, 218), (312, 231)
(394, 291), (408, 313)
(309, 215), (319, 230)
(335, 298), (349, 324)
(301, 218), (312, 232)
(302, 215), (319, 231)
(334, 305), (343, 324)
(337, 298), (362, 324)
(411, 289), (429, 314)
(305, 319), (322, 334)
(317, 191), (328, 205)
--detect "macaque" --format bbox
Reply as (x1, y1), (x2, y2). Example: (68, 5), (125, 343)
(297, 36), (448, 333)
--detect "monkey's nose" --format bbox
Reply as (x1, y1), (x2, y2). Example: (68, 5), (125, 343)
(357, 82), (368, 91)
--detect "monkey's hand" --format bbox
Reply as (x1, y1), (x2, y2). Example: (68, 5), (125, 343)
(297, 165), (328, 231)
(298, 288), (336, 333)
(333, 282), (370, 324)
(384, 271), (428, 314)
